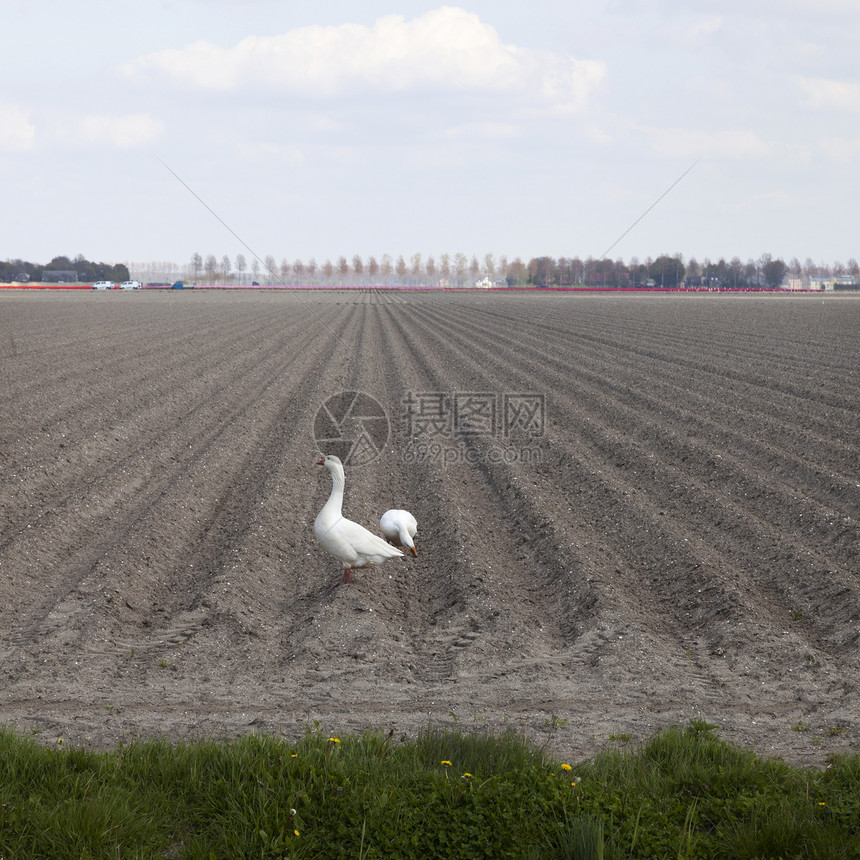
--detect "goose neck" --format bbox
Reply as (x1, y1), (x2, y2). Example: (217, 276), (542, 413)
(326, 466), (345, 511)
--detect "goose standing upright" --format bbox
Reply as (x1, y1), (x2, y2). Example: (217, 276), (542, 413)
(314, 454), (404, 587)
(380, 509), (418, 556)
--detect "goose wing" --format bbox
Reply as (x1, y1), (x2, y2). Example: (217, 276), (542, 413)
(317, 516), (404, 567)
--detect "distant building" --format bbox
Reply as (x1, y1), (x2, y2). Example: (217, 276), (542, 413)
(784, 275), (857, 291)
(809, 276), (856, 291)
(42, 270), (80, 282)
(813, 275), (856, 291)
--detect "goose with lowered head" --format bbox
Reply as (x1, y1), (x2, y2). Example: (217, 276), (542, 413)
(380, 509), (418, 556)
(314, 454), (404, 586)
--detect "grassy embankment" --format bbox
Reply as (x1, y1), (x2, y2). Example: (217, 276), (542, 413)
(1, 720), (858, 858)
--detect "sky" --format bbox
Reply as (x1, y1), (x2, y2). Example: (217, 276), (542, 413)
(2, 0), (859, 272)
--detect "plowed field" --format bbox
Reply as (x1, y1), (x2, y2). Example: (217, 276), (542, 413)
(1, 289), (858, 766)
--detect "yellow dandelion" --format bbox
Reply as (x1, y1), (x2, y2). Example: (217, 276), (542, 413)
(329, 737), (340, 743)
(294, 829), (300, 836)
(819, 801), (826, 806)
(463, 772), (472, 778)
(291, 754), (298, 758)
(561, 763), (572, 771)
(441, 760), (452, 766)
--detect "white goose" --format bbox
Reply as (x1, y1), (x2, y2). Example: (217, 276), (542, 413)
(314, 454), (404, 586)
(380, 509), (418, 556)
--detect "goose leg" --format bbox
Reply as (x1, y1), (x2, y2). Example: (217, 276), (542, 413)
(330, 568), (353, 590)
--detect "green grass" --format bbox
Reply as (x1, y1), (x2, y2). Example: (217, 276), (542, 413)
(0, 719), (858, 858)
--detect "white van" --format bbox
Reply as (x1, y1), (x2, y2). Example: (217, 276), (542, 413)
(120, 280), (141, 290)
(93, 281), (114, 290)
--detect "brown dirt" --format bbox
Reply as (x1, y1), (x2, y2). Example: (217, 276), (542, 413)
(1, 289), (858, 768)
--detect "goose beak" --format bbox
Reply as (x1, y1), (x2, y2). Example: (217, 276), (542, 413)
(410, 546), (418, 556)
(315, 458), (325, 466)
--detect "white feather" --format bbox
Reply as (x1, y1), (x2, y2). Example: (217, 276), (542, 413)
(380, 509), (418, 555)
(314, 455), (403, 582)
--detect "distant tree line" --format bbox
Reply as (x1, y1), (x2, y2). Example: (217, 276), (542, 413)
(127, 251), (858, 289)
(5, 251), (858, 289)
(0, 255), (129, 283)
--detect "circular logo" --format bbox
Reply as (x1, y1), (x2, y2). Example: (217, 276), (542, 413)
(313, 391), (390, 466)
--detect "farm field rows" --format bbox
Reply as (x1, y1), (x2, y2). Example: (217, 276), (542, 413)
(0, 289), (857, 766)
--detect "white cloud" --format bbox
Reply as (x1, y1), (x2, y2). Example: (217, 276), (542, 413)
(661, 13), (723, 48)
(659, 0), (855, 14)
(533, 55), (608, 115)
(680, 15), (722, 44)
(0, 104), (36, 151)
(819, 136), (860, 163)
(121, 7), (606, 114)
(441, 121), (519, 141)
(798, 76), (860, 112)
(237, 140), (306, 167)
(642, 126), (775, 160)
(735, 189), (795, 212)
(54, 114), (164, 148)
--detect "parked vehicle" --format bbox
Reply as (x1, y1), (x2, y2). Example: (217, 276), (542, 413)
(92, 281), (114, 290)
(120, 280), (141, 290)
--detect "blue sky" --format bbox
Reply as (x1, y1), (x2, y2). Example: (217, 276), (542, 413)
(2, 0), (858, 270)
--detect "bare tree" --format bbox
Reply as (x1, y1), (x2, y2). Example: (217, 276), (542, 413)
(204, 254), (217, 281)
(728, 257), (742, 288)
(508, 257), (527, 285)
(453, 252), (467, 286)
(251, 258), (260, 282)
(439, 253), (451, 286)
(686, 256), (700, 283)
(367, 256), (379, 285)
(322, 259), (334, 282)
(306, 258), (317, 283)
(497, 255), (508, 285)
(280, 257), (290, 284)
(191, 252), (202, 278)
(352, 255), (363, 283)
(554, 256), (568, 286)
(292, 259), (304, 283)
(264, 255), (277, 285)
(235, 253), (246, 284)
(410, 252), (422, 286)
(425, 255), (436, 287)
(395, 255), (407, 284)
(337, 256), (349, 284)
(381, 254), (393, 285)
(483, 252), (495, 281)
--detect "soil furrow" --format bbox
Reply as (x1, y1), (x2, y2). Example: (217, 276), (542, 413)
(1, 290), (858, 766)
(407, 297), (859, 669)
(0, 304), (340, 663)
